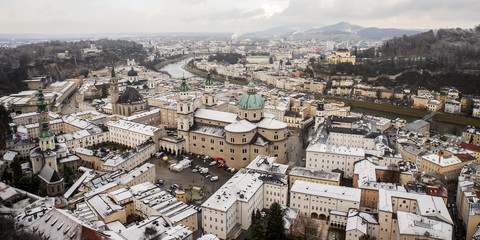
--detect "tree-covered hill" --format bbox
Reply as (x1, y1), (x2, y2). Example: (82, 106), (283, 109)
(0, 39), (148, 95)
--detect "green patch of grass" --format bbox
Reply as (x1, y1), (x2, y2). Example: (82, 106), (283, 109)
(317, 96), (428, 118)
(433, 114), (480, 127)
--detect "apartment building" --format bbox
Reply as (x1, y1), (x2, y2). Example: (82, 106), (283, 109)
(290, 180), (361, 221)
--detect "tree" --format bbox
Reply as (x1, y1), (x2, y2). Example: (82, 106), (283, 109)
(291, 216), (320, 240)
(266, 202), (285, 240)
(101, 84), (108, 98)
(0, 215), (43, 240)
(1, 169), (12, 183)
(360, 234), (373, 240)
(10, 158), (23, 182)
(250, 210), (266, 240)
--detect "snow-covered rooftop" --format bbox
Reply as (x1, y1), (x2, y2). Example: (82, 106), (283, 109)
(397, 211), (452, 240)
(290, 180), (361, 202)
(195, 108), (237, 123)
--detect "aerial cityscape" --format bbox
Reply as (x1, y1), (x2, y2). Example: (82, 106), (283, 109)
(1, 1), (480, 240)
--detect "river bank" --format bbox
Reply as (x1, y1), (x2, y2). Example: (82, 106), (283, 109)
(317, 95), (479, 128)
(182, 62), (247, 85)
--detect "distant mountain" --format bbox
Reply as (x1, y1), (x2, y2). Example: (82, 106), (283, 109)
(290, 22), (422, 40)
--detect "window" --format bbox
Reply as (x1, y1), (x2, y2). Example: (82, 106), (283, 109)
(210, 139), (214, 144)
(242, 149), (247, 154)
(201, 137), (205, 142)
(220, 141), (224, 145)
(230, 138), (235, 142)
(230, 149), (234, 153)
(254, 149), (259, 153)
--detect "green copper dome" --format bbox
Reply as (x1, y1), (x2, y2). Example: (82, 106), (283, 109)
(238, 93), (265, 109)
(179, 76), (189, 92)
(238, 80), (264, 109)
(39, 118), (54, 139)
(205, 71), (213, 86)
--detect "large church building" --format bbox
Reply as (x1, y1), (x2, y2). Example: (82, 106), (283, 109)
(175, 76), (289, 169)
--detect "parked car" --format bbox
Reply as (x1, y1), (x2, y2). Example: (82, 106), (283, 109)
(209, 161), (217, 166)
(192, 168), (199, 173)
(228, 168), (235, 173)
(217, 163), (225, 168)
(210, 176), (219, 181)
(155, 179), (165, 185)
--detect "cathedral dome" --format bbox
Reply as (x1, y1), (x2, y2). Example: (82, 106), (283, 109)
(127, 67), (138, 76)
(238, 81), (264, 110)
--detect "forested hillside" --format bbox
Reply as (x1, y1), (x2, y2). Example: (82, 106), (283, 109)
(0, 39), (148, 95)
(313, 26), (480, 94)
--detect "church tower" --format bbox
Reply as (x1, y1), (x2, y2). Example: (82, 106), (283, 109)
(110, 67), (119, 115)
(176, 76), (194, 152)
(202, 72), (216, 109)
(36, 87), (55, 152)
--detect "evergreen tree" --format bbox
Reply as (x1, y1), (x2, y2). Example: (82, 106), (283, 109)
(266, 202), (285, 240)
(10, 159), (23, 182)
(101, 84), (109, 98)
(1, 169), (12, 183)
(249, 209), (265, 240)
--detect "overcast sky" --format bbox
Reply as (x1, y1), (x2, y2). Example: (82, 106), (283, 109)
(0, 0), (479, 34)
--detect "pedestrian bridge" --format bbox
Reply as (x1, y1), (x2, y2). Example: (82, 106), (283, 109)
(422, 111), (440, 121)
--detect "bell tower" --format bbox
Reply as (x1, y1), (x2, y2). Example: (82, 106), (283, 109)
(176, 76), (194, 152)
(202, 71), (216, 109)
(110, 67), (119, 114)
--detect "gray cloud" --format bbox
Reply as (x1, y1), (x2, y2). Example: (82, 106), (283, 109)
(0, 0), (478, 34)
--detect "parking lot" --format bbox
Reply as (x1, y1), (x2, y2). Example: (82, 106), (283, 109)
(148, 153), (235, 203)
(147, 128), (307, 204)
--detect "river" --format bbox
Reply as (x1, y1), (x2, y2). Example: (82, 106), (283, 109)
(159, 58), (195, 79)
(351, 106), (465, 135)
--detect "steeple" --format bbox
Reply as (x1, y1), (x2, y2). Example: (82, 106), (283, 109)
(36, 87), (48, 113)
(39, 117), (54, 139)
(179, 75), (189, 92)
(110, 66), (119, 114)
(205, 71), (213, 86)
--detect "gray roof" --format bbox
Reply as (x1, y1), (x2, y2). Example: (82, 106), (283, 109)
(38, 165), (63, 183)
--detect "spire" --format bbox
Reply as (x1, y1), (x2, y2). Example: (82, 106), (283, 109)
(205, 71), (213, 86)
(179, 75), (189, 92)
(36, 87), (48, 113)
(111, 67), (116, 78)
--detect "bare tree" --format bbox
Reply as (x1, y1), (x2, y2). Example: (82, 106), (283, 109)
(290, 216), (321, 240)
